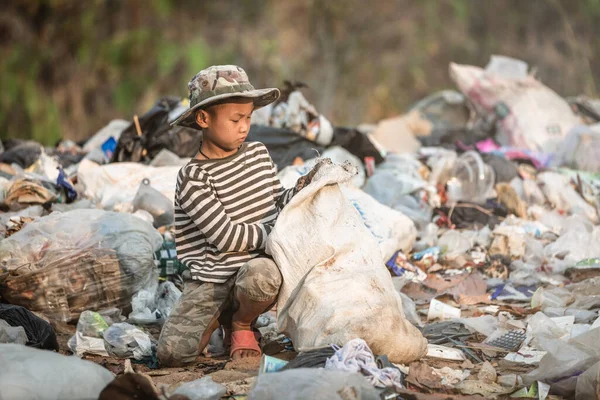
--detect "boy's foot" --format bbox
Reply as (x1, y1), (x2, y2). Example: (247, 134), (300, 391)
(230, 328), (262, 359)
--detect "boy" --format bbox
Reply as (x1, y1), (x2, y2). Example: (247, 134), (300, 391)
(157, 65), (319, 366)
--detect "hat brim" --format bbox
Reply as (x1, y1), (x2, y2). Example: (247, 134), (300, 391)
(170, 88), (280, 129)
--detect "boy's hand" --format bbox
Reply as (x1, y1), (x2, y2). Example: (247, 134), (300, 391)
(294, 159), (331, 192)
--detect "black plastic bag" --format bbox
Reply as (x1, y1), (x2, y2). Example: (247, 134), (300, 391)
(330, 127), (384, 165)
(111, 96), (202, 163)
(0, 304), (59, 350)
(247, 125), (325, 169)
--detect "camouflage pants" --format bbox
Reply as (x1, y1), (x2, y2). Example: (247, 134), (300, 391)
(156, 258), (282, 367)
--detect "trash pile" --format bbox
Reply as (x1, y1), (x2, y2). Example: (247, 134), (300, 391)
(1, 55), (600, 399)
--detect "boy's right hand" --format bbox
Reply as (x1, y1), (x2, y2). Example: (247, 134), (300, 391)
(295, 159), (331, 192)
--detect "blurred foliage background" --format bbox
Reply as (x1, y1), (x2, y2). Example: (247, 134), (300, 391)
(1, 0), (599, 145)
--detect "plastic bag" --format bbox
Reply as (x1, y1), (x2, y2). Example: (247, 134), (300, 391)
(0, 319), (27, 345)
(156, 281), (182, 318)
(446, 151), (495, 205)
(450, 56), (581, 153)
(0, 343), (114, 400)
(0, 209), (162, 322)
(77, 159), (180, 211)
(0, 304), (58, 350)
(172, 376), (226, 400)
(68, 331), (109, 357)
(248, 368), (380, 400)
(76, 310), (109, 338)
(266, 161), (427, 363)
(132, 179), (175, 228)
(525, 326), (600, 396)
(129, 281), (181, 325)
(103, 322), (153, 360)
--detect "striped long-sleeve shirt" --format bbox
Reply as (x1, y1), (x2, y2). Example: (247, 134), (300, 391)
(174, 141), (296, 283)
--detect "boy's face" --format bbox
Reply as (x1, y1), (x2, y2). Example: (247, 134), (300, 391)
(195, 99), (254, 151)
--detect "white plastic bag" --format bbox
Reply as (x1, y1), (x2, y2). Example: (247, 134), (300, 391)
(552, 124), (600, 173)
(248, 368), (380, 400)
(172, 376), (226, 400)
(103, 322), (153, 360)
(68, 331), (109, 357)
(0, 343), (114, 400)
(0, 320), (27, 345)
(266, 162), (427, 363)
(450, 56), (581, 153)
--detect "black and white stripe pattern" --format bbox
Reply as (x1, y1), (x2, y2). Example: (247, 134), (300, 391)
(174, 142), (295, 283)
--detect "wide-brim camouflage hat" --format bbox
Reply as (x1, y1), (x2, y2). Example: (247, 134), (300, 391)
(171, 65), (280, 129)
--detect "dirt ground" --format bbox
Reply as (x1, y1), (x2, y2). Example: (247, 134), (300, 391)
(55, 327), (292, 397)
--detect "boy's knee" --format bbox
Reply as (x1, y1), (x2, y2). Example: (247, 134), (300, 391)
(236, 258), (282, 301)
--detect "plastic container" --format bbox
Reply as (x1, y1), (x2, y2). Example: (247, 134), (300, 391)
(446, 151), (495, 204)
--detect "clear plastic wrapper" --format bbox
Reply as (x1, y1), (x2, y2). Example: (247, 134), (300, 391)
(0, 209), (162, 322)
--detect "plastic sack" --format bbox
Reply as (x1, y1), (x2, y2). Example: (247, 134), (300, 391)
(279, 157), (416, 261)
(0, 319), (27, 345)
(132, 179), (175, 228)
(0, 343), (114, 400)
(77, 310), (109, 338)
(450, 56), (581, 153)
(0, 304), (58, 350)
(537, 172), (599, 224)
(77, 159), (180, 211)
(446, 151), (495, 205)
(103, 322), (153, 360)
(0, 209), (162, 322)
(266, 161), (427, 363)
(278, 146), (366, 189)
(172, 376), (226, 400)
(248, 368), (380, 400)
(341, 185), (417, 260)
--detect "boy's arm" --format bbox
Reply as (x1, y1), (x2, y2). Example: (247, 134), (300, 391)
(178, 175), (271, 253)
(273, 178), (297, 212)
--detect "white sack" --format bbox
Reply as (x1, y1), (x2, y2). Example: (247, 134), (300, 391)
(266, 162), (427, 364)
(450, 56), (581, 153)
